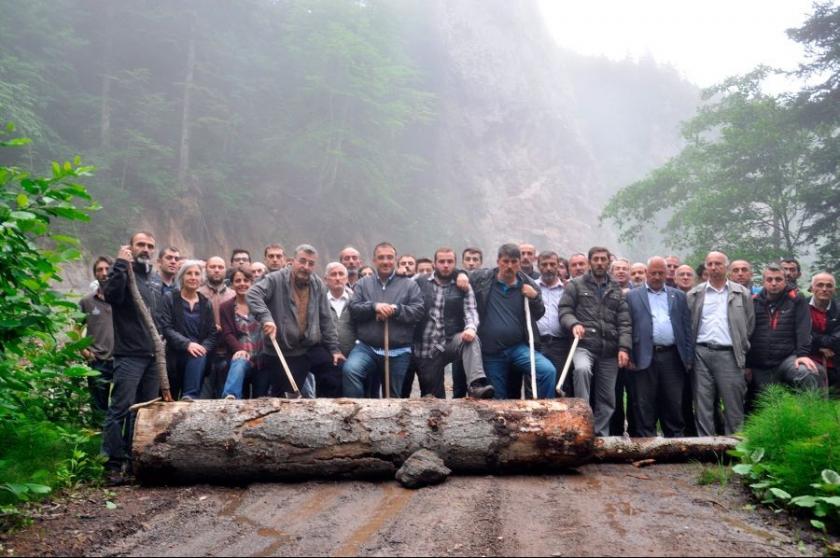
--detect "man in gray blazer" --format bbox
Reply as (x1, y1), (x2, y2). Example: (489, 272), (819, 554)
(626, 257), (694, 437)
(687, 251), (755, 436)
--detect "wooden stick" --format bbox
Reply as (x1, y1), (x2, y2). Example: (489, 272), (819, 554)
(126, 262), (171, 401)
(269, 335), (300, 395)
(556, 335), (580, 396)
(524, 298), (537, 399)
(384, 319), (390, 399)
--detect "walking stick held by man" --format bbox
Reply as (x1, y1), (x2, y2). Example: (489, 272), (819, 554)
(556, 334), (581, 397)
(383, 318), (391, 399)
(524, 297), (538, 400)
(269, 334), (302, 399)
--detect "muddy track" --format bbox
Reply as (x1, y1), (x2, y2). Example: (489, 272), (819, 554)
(3, 464), (827, 557)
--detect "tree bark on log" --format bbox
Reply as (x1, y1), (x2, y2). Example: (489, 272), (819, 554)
(593, 436), (739, 463)
(132, 398), (595, 484)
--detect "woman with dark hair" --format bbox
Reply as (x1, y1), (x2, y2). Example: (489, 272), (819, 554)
(159, 260), (218, 400)
(220, 267), (266, 399)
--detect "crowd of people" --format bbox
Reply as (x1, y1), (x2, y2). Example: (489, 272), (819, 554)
(79, 231), (839, 482)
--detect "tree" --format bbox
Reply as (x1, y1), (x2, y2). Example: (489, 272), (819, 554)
(601, 69), (816, 265)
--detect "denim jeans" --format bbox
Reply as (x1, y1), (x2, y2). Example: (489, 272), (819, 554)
(222, 357), (252, 399)
(342, 343), (412, 398)
(482, 343), (556, 399)
(101, 356), (159, 469)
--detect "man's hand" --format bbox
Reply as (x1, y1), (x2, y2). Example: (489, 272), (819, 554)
(456, 272), (470, 292)
(81, 348), (94, 362)
(462, 329), (476, 343)
(263, 321), (277, 337)
(521, 284), (538, 299)
(572, 324), (585, 339)
(618, 350), (630, 368)
(375, 303), (397, 320)
(233, 350), (250, 361)
(117, 245), (133, 262)
(796, 356), (819, 373)
(820, 348), (835, 359)
(333, 352), (347, 366)
(187, 342), (207, 358)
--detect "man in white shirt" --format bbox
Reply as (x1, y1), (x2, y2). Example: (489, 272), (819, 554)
(325, 262), (355, 358)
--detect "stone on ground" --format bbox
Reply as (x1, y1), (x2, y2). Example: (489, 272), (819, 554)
(395, 449), (451, 488)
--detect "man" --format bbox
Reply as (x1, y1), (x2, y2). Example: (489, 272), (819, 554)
(462, 247), (483, 271)
(568, 252), (589, 278)
(102, 232), (166, 481)
(80, 256), (114, 415)
(416, 258), (434, 276)
(687, 251), (754, 436)
(675, 264), (696, 293)
(413, 248), (494, 399)
(536, 251), (571, 397)
(248, 245), (344, 397)
(264, 243), (286, 273)
(344, 243), (425, 397)
(626, 257), (694, 437)
(747, 264), (822, 396)
(629, 262), (647, 289)
(559, 246), (632, 436)
(809, 272), (840, 394)
(519, 243), (539, 280)
(226, 249), (251, 285)
(665, 255), (681, 288)
(780, 257), (802, 291)
(251, 261), (268, 281)
(198, 256), (236, 398)
(397, 254), (417, 277)
(610, 258), (631, 291)
(729, 260), (758, 294)
(339, 246), (362, 289)
(470, 244), (556, 399)
(157, 246), (181, 296)
(324, 262), (356, 358)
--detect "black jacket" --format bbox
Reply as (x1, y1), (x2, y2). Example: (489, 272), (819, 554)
(414, 272), (469, 341)
(469, 268), (545, 349)
(748, 286), (811, 369)
(558, 272), (632, 357)
(103, 259), (163, 357)
(349, 273), (425, 349)
(811, 299), (840, 356)
(159, 290), (218, 359)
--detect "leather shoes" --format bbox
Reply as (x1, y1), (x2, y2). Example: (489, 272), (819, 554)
(468, 381), (495, 399)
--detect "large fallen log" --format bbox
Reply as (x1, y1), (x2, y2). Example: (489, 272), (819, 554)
(132, 398), (595, 484)
(593, 436), (740, 463)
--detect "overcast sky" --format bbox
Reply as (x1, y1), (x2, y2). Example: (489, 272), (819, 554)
(538, 0), (817, 90)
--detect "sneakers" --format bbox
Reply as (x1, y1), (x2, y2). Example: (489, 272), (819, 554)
(468, 380), (495, 399)
(224, 394), (236, 401)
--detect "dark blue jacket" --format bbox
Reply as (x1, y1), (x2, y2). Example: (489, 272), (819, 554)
(627, 285), (693, 370)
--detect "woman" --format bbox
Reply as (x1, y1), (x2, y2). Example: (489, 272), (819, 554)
(160, 260), (218, 400)
(358, 265), (375, 279)
(220, 267), (266, 399)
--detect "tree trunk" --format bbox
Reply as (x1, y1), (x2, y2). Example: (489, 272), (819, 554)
(99, 2), (114, 149)
(593, 436), (739, 463)
(176, 12), (197, 190)
(132, 398), (595, 484)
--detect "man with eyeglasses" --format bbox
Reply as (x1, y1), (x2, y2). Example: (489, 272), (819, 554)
(226, 249), (251, 285)
(157, 246), (181, 296)
(747, 263), (823, 398)
(809, 272), (839, 395)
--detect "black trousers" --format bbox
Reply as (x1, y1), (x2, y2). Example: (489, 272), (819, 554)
(610, 368), (634, 436)
(263, 345), (342, 397)
(539, 336), (573, 397)
(627, 347), (686, 437)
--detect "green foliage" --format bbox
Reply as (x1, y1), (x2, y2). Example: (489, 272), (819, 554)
(696, 461), (733, 487)
(730, 386), (840, 530)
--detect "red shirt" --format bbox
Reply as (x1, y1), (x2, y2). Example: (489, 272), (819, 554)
(810, 304), (834, 369)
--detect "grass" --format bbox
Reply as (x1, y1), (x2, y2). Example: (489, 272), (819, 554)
(696, 461), (734, 487)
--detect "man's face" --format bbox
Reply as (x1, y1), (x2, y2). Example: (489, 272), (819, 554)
(131, 233), (155, 264)
(675, 265), (695, 290)
(374, 247), (396, 277)
(781, 261), (800, 283)
(339, 249), (361, 271)
(729, 260), (753, 288)
(159, 249), (180, 275)
(647, 259), (667, 291)
(704, 252), (727, 283)
(538, 256), (559, 284)
(265, 249), (285, 271)
(292, 251), (317, 284)
(519, 244), (536, 270)
(630, 264), (647, 286)
(763, 270), (787, 297)
(231, 271), (252, 296)
(325, 265), (348, 292)
(569, 255), (589, 277)
(435, 252), (456, 280)
(206, 257), (226, 283)
(812, 274), (836, 306)
(497, 255), (521, 283)
(589, 251), (610, 278)
(665, 256), (680, 281)
(417, 262), (434, 276)
(463, 251), (482, 271)
(251, 262), (267, 280)
(231, 252), (251, 271)
(611, 261), (629, 286)
(397, 256), (416, 277)
(94, 260), (110, 285)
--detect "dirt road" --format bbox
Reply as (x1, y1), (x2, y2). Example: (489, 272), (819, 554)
(3, 463), (823, 557)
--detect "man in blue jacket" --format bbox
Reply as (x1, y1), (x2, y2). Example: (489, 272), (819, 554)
(626, 257), (694, 437)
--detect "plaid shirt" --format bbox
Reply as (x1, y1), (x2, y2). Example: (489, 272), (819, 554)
(415, 273), (478, 359)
